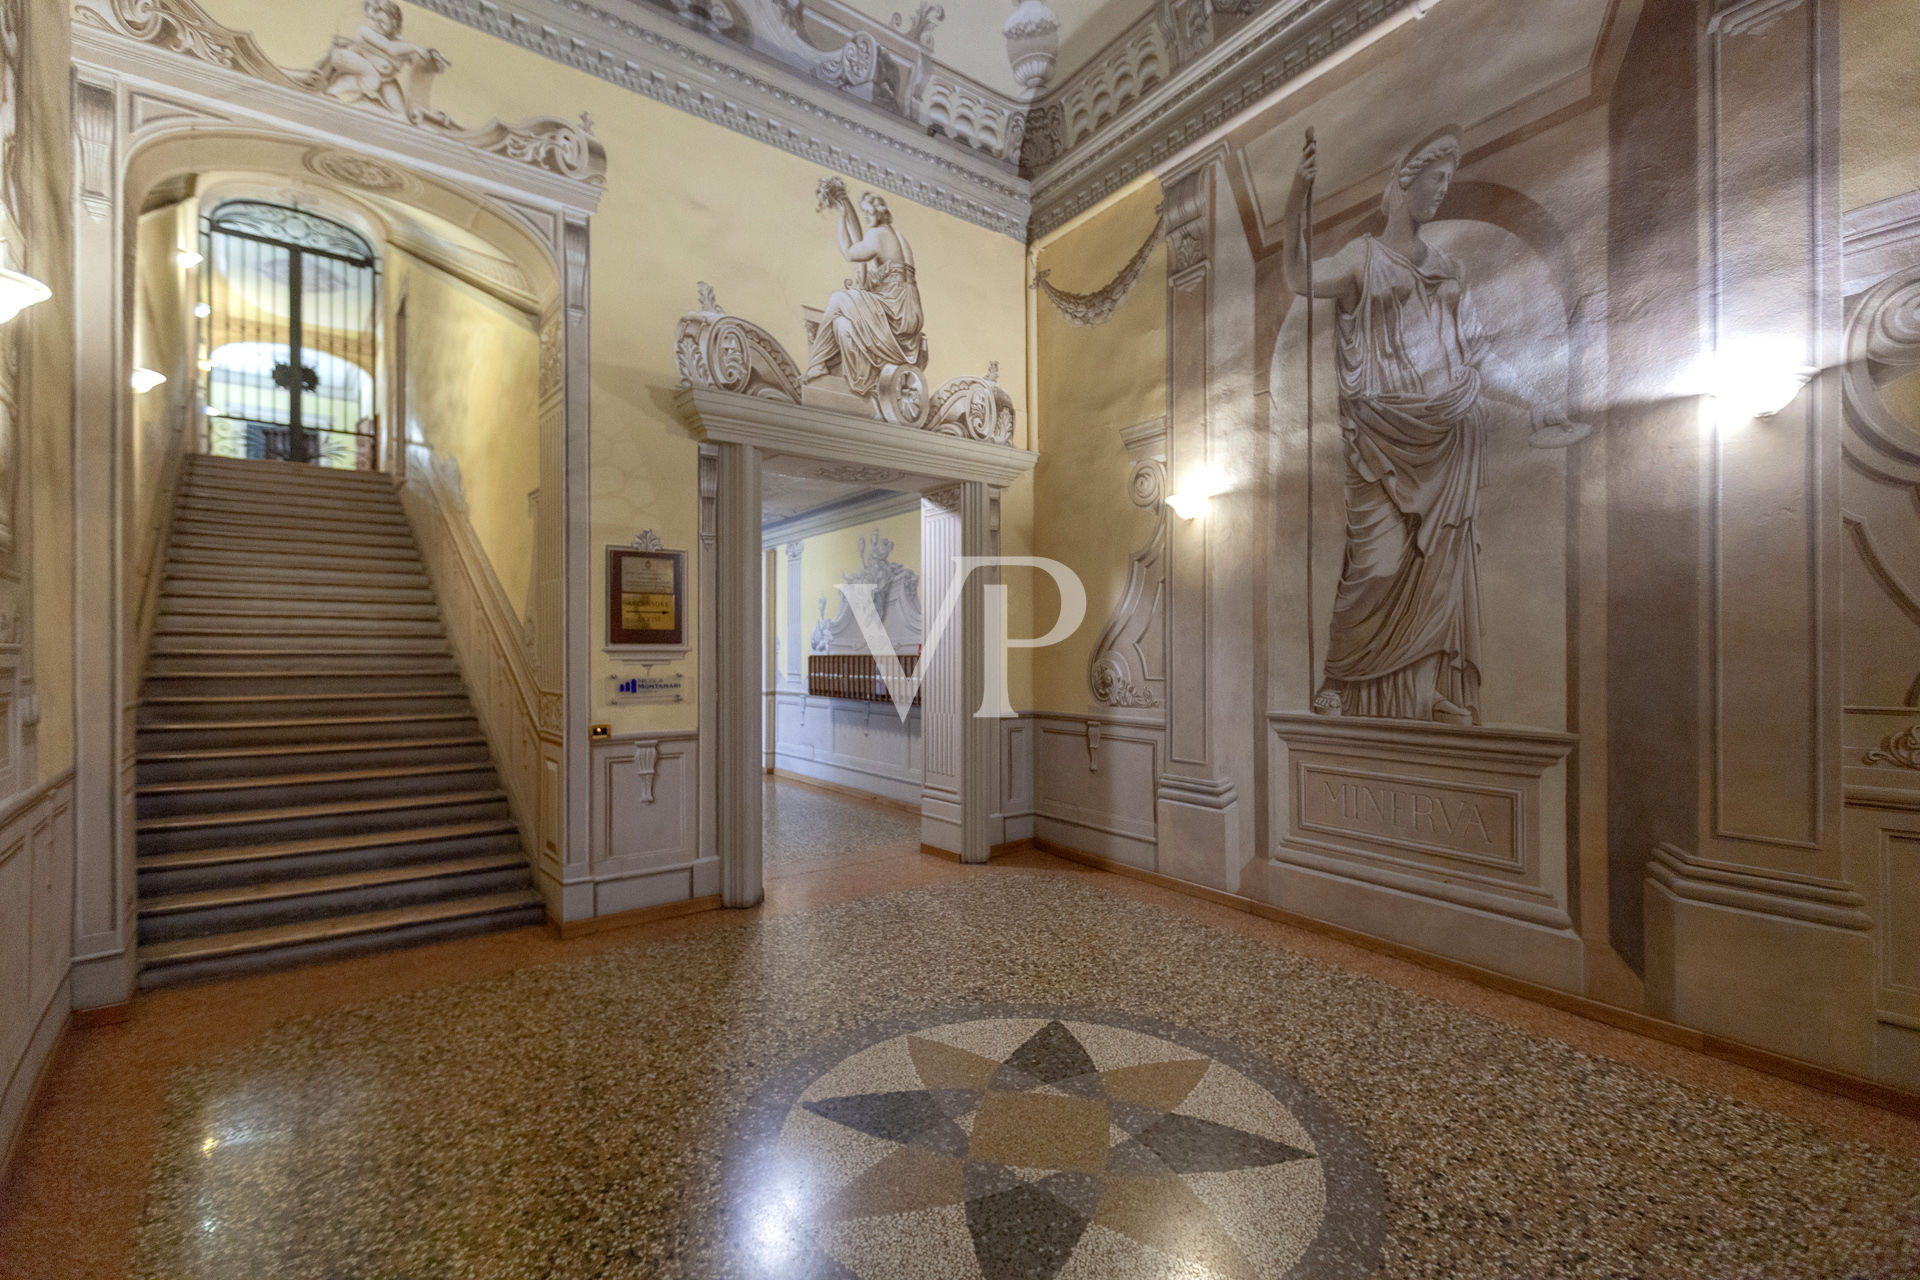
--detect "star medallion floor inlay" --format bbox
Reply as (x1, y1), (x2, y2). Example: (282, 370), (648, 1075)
(730, 1008), (1383, 1279)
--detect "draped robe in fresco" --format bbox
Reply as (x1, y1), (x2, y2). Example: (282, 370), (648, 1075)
(1323, 236), (1491, 723)
(806, 259), (923, 398)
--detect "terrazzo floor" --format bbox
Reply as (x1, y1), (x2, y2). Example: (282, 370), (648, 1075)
(6, 847), (1920, 1279)
(762, 776), (921, 879)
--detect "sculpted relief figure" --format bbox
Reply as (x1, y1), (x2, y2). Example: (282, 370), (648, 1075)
(300, 0), (453, 126)
(1283, 127), (1589, 727)
(805, 176), (927, 421)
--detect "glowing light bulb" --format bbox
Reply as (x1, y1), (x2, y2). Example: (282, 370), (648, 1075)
(193, 302), (211, 318)
(176, 249), (203, 268)
(1165, 466), (1228, 520)
(130, 367), (167, 394)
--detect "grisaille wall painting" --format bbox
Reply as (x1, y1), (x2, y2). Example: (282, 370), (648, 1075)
(1036, 0), (1920, 1093)
(676, 174), (1016, 443)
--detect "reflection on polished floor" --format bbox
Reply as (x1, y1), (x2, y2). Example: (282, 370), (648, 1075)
(2, 845), (1917, 1279)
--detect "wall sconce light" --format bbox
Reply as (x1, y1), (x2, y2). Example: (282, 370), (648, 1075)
(1165, 466), (1227, 520)
(197, 357), (214, 373)
(175, 249), (203, 269)
(193, 302), (211, 318)
(0, 264), (51, 325)
(130, 367), (167, 394)
(1691, 339), (1818, 427)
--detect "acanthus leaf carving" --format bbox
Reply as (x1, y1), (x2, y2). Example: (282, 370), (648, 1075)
(925, 362), (1016, 444)
(674, 283), (805, 403)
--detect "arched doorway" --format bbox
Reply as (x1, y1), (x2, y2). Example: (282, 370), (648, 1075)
(199, 200), (380, 469)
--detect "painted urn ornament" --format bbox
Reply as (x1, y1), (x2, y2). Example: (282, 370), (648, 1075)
(1004, 0), (1061, 98)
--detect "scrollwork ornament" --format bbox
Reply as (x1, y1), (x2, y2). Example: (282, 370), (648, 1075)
(926, 362), (1016, 444)
(1129, 457), (1166, 509)
(1865, 725), (1920, 770)
(1843, 264), (1920, 478)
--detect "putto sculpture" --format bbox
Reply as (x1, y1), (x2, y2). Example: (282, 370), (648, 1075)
(677, 173), (1017, 441)
(1283, 126), (1589, 727)
(299, 0), (451, 126)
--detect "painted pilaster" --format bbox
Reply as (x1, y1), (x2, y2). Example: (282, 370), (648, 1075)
(697, 446), (718, 870)
(783, 541), (805, 687)
(1153, 152), (1249, 891)
(920, 485), (964, 853)
(1637, 0), (1873, 1073)
(716, 443), (764, 907)
(557, 214), (593, 920)
(69, 74), (131, 1008)
(958, 480), (994, 864)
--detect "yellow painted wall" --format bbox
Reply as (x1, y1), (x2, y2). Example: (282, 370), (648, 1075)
(1841, 0), (1920, 210)
(1027, 178), (1167, 715)
(773, 511), (925, 665)
(129, 205), (195, 585)
(392, 253), (541, 616)
(191, 0), (1032, 731)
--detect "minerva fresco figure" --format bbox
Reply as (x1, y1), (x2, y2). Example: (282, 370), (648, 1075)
(1282, 127), (1589, 727)
(805, 177), (924, 400)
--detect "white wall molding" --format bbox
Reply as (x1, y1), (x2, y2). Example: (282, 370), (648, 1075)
(408, 0), (1032, 239)
(1844, 187), (1920, 295)
(0, 772), (76, 1173)
(762, 488), (921, 549)
(586, 730), (713, 914)
(771, 691), (922, 806)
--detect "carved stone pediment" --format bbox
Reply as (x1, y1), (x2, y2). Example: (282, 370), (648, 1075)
(75, 0), (607, 185)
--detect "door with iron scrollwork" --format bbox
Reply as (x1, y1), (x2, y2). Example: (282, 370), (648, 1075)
(197, 200), (380, 469)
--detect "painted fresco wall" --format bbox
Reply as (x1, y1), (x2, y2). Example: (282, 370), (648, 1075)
(185, 0), (1035, 734)
(0, 0), (79, 1174)
(1030, 0), (1920, 1091)
(391, 253), (541, 617)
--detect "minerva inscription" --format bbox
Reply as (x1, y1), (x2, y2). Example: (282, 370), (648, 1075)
(1299, 766), (1518, 864)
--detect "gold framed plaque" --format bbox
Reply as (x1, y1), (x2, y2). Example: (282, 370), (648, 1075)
(606, 545), (685, 646)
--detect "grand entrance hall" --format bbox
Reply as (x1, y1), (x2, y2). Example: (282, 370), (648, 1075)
(4, 0), (1920, 1275)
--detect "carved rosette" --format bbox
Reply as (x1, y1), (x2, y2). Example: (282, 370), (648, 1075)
(675, 283), (805, 403)
(926, 363), (1016, 444)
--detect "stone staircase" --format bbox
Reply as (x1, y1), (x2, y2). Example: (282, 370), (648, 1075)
(134, 454), (545, 988)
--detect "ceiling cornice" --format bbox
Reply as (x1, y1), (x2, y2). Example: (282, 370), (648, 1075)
(408, 0), (1034, 239)
(1024, 0), (1423, 239)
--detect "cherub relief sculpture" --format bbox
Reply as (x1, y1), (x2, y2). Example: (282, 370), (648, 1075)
(804, 176), (929, 424)
(811, 529), (924, 653)
(298, 0), (452, 126)
(1282, 126), (1589, 727)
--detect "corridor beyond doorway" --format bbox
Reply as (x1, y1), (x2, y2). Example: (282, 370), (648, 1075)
(762, 776), (919, 881)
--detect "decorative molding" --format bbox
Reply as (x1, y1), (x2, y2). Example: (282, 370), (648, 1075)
(72, 78), (115, 218)
(1844, 188), (1920, 294)
(1033, 215), (1163, 325)
(632, 742), (660, 803)
(1088, 418), (1168, 713)
(405, 0), (1031, 238)
(1647, 843), (1872, 931)
(1024, 0), (1418, 238)
(1865, 726), (1920, 771)
(675, 282), (806, 403)
(631, 529), (666, 552)
(676, 388), (1037, 490)
(1841, 262), (1920, 484)
(762, 486), (919, 549)
(74, 0), (608, 185)
(925, 363), (1016, 444)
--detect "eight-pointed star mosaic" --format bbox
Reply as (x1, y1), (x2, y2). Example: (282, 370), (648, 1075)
(759, 1017), (1329, 1279)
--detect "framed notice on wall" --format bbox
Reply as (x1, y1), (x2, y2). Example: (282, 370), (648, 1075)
(606, 544), (685, 647)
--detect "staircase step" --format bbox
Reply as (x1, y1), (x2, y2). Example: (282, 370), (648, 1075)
(167, 522), (418, 553)
(188, 455), (395, 485)
(160, 578), (436, 606)
(136, 789), (511, 854)
(182, 478), (402, 507)
(161, 594), (440, 619)
(168, 540), (422, 567)
(155, 615), (446, 638)
(148, 633), (452, 655)
(170, 510), (413, 541)
(136, 819), (522, 893)
(138, 692), (472, 724)
(162, 561), (431, 588)
(137, 712), (481, 750)
(137, 854), (533, 943)
(136, 734), (493, 782)
(177, 492), (408, 522)
(142, 669), (464, 696)
(136, 761), (501, 817)
(135, 890), (547, 989)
